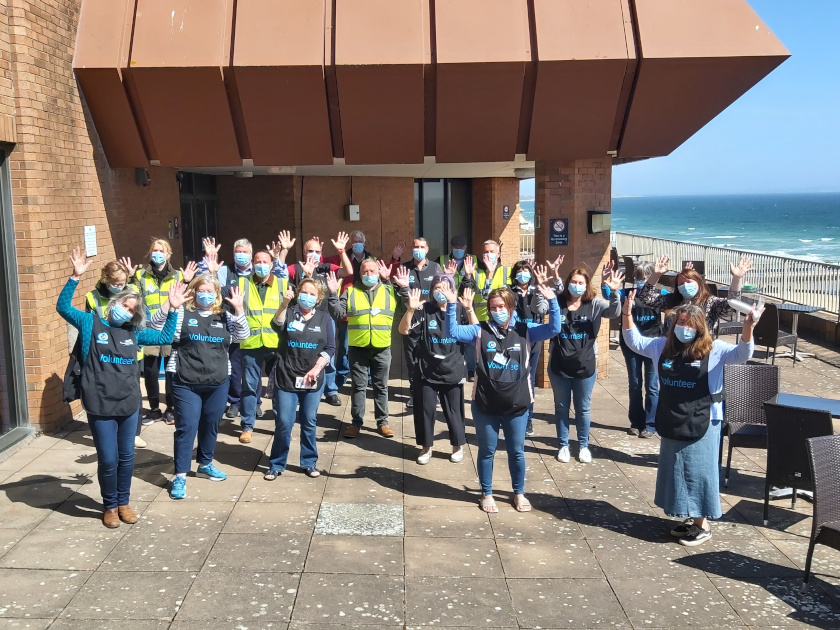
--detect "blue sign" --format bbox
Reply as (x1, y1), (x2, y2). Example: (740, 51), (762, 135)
(550, 218), (568, 246)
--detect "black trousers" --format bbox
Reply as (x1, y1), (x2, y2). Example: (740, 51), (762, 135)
(143, 354), (174, 411)
(413, 377), (466, 448)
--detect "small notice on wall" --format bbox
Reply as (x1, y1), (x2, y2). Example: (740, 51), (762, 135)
(549, 218), (568, 246)
(84, 225), (98, 256)
(502, 204), (510, 220)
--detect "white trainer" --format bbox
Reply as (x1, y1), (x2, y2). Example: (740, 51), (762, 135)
(450, 447), (464, 463)
(134, 436), (147, 449)
(556, 446), (570, 463)
(417, 447), (433, 465)
(578, 447), (592, 463)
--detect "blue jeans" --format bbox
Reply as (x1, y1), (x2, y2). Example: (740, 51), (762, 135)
(88, 411), (139, 509)
(322, 319), (338, 397)
(548, 368), (597, 449)
(270, 383), (325, 471)
(464, 339), (477, 373)
(472, 401), (528, 496)
(171, 375), (229, 474)
(335, 319), (350, 388)
(228, 343), (262, 407)
(527, 345), (542, 424)
(241, 347), (272, 431)
(620, 342), (658, 431)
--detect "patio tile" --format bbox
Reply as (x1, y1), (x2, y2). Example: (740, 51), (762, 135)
(404, 537), (502, 577)
(0, 569), (90, 619)
(175, 571), (300, 621)
(496, 538), (602, 579)
(507, 577), (630, 628)
(314, 503), (404, 537)
(305, 535), (403, 575)
(204, 532), (309, 572)
(222, 501), (319, 536)
(292, 573), (405, 625)
(403, 505), (493, 538)
(404, 576), (515, 627)
(0, 528), (124, 570)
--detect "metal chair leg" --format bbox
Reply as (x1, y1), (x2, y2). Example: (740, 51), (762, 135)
(763, 477), (771, 526)
(803, 540), (817, 589)
(725, 441), (734, 487)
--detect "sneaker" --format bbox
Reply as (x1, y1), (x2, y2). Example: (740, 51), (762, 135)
(239, 430), (252, 444)
(417, 447), (432, 465)
(670, 518), (695, 538)
(578, 447), (592, 463)
(134, 436), (147, 448)
(525, 423), (535, 437)
(627, 427), (640, 436)
(450, 447), (464, 463)
(225, 404), (239, 419)
(142, 409), (162, 425)
(467, 370), (475, 382)
(639, 429), (656, 439)
(196, 463), (227, 481)
(679, 525), (712, 547)
(169, 476), (186, 500)
(163, 410), (176, 425)
(324, 394), (342, 407)
(556, 446), (570, 463)
(255, 404), (264, 419)
(406, 397), (414, 408)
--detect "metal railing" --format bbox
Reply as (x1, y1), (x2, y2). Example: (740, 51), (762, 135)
(614, 232), (840, 316)
(519, 232), (535, 259)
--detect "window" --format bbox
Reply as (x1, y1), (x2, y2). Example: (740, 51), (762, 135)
(178, 172), (218, 264)
(415, 179), (472, 261)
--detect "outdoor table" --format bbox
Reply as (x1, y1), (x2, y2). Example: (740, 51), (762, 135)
(775, 303), (823, 361)
(624, 252), (652, 262)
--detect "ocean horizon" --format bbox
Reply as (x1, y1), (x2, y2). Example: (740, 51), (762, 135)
(518, 192), (840, 265)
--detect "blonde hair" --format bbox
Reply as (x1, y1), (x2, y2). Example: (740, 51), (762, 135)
(487, 286), (516, 313)
(186, 274), (224, 314)
(297, 278), (325, 306)
(99, 260), (130, 285)
(148, 238), (173, 258)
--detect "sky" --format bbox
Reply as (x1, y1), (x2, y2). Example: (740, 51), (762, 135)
(520, 0), (840, 198)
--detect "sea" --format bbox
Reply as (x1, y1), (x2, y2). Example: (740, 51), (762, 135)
(518, 193), (840, 265)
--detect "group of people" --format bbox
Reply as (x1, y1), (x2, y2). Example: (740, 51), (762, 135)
(58, 230), (761, 546)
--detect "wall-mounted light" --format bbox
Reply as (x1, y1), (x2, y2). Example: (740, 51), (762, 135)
(588, 210), (611, 234)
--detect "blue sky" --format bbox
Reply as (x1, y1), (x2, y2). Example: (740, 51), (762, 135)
(520, 0), (840, 198)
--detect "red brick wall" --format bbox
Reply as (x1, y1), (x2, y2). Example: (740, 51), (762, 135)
(472, 177), (521, 268)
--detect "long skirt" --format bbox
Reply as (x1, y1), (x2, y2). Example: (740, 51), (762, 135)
(655, 420), (722, 519)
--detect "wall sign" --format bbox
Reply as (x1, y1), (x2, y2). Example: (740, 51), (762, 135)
(83, 225), (97, 256)
(502, 204), (510, 220)
(549, 218), (568, 246)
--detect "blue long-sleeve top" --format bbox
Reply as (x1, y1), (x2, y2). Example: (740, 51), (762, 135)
(57, 277), (177, 362)
(446, 297), (562, 345)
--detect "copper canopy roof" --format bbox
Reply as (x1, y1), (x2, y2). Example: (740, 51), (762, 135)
(73, 0), (789, 169)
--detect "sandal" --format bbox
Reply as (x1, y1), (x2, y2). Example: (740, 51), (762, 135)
(479, 495), (498, 513)
(513, 494), (532, 512)
(263, 468), (281, 481)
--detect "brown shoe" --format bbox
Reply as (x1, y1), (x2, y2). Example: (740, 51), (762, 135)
(103, 508), (120, 529)
(118, 504), (138, 524)
(344, 424), (360, 439)
(239, 430), (252, 444)
(377, 425), (394, 438)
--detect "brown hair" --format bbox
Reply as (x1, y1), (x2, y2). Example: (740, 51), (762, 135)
(186, 274), (224, 314)
(99, 260), (130, 285)
(562, 267), (596, 303)
(662, 304), (713, 361)
(297, 277), (325, 306)
(487, 286), (516, 314)
(676, 268), (710, 306)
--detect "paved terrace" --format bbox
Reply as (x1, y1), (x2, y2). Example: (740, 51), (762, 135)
(2, 336), (840, 629)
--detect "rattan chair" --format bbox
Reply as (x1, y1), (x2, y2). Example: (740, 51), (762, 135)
(622, 256), (636, 288)
(720, 364), (781, 486)
(804, 434), (840, 587)
(763, 402), (833, 525)
(681, 260), (705, 276)
(715, 321), (744, 339)
(753, 303), (798, 365)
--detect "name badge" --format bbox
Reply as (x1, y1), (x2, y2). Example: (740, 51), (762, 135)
(288, 320), (305, 332)
(370, 308), (381, 316)
(492, 353), (508, 366)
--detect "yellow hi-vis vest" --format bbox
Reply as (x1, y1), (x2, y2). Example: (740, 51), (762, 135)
(135, 267), (182, 317)
(239, 275), (287, 349)
(473, 265), (510, 322)
(346, 283), (396, 348)
(438, 254), (477, 287)
(86, 289), (144, 360)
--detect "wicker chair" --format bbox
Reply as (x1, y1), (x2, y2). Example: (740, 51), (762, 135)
(753, 303), (798, 365)
(763, 402), (833, 525)
(715, 321), (744, 339)
(681, 260), (705, 276)
(622, 256), (636, 288)
(803, 434), (840, 587)
(720, 364), (781, 486)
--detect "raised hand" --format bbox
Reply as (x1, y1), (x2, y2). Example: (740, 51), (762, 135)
(181, 260), (198, 283)
(392, 265), (410, 288)
(536, 283), (556, 301)
(534, 264), (549, 286)
(684, 261), (694, 271)
(459, 287), (475, 310)
(407, 288), (422, 310)
(377, 259), (392, 281)
(299, 259), (316, 278)
(604, 269), (625, 291)
(203, 237), (221, 257)
(119, 256), (137, 277)
(205, 250), (222, 274)
(440, 283), (457, 304)
(730, 256), (752, 278)
(654, 255), (670, 274)
(283, 288), (296, 304)
(224, 285), (244, 314)
(602, 261), (614, 282)
(278, 230), (296, 251)
(70, 246), (92, 278)
(325, 271), (341, 294)
(622, 289), (636, 316)
(267, 241), (282, 260)
(391, 241), (406, 261)
(745, 303), (764, 327)
(331, 231), (349, 251)
(168, 280), (189, 310)
(463, 255), (476, 277)
(483, 252), (497, 274)
(444, 258), (458, 276)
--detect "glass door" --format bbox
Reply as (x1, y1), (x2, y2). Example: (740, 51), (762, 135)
(178, 173), (219, 264)
(415, 179), (472, 261)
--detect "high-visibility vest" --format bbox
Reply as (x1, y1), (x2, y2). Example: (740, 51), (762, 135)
(239, 276), (287, 349)
(85, 288), (144, 360)
(473, 265), (510, 322)
(346, 284), (396, 348)
(438, 254), (476, 287)
(135, 267), (182, 317)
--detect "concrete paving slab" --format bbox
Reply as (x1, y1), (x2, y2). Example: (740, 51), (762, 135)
(204, 532), (309, 572)
(222, 501), (319, 536)
(404, 576), (516, 628)
(292, 573), (405, 625)
(496, 538), (601, 579)
(305, 535), (403, 575)
(314, 503), (404, 537)
(0, 527), (124, 570)
(403, 505), (493, 538)
(175, 571), (300, 622)
(404, 536), (502, 578)
(507, 576), (630, 628)
(0, 569), (91, 619)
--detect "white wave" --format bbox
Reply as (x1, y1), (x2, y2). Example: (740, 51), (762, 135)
(821, 238), (834, 242)
(687, 228), (696, 230)
(799, 239), (813, 243)
(707, 236), (739, 239)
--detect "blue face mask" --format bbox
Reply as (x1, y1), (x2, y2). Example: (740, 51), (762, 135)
(516, 271), (531, 285)
(254, 263), (271, 278)
(568, 283), (586, 297)
(351, 243), (365, 255)
(109, 302), (132, 326)
(490, 309), (510, 326)
(107, 284), (125, 295)
(674, 324), (697, 343)
(196, 292), (216, 308)
(485, 252), (497, 265)
(635, 281), (646, 290)
(362, 274), (378, 287)
(678, 282), (698, 298)
(452, 249), (465, 260)
(433, 290), (447, 304)
(297, 292), (317, 310)
(150, 251), (167, 266)
(234, 252), (251, 268)
(412, 248), (426, 262)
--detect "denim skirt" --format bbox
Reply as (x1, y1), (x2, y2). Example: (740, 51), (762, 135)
(655, 420), (722, 519)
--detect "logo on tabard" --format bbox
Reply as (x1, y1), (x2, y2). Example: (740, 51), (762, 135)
(662, 360), (673, 370)
(211, 322), (224, 329)
(96, 332), (109, 344)
(119, 339), (134, 347)
(408, 276), (415, 283)
(311, 326), (321, 333)
(428, 320), (438, 330)
(486, 340), (497, 351)
(690, 360), (702, 368)
(559, 314), (567, 324)
(188, 319), (198, 327)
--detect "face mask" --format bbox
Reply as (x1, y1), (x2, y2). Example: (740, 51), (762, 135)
(433, 290), (447, 304)
(306, 252), (321, 264)
(568, 284), (586, 297)
(297, 293), (317, 310)
(150, 251), (166, 266)
(516, 271), (531, 285)
(351, 243), (365, 255)
(107, 284), (125, 294)
(234, 252), (251, 268)
(490, 309), (510, 326)
(109, 303), (132, 326)
(412, 248), (426, 262)
(678, 282), (698, 298)
(485, 252), (497, 265)
(362, 274), (378, 287)
(196, 292), (216, 308)
(635, 281), (646, 290)
(452, 249), (465, 260)
(254, 263), (271, 278)
(674, 324), (697, 343)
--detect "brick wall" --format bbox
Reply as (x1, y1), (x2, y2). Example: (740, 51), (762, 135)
(471, 177), (521, 268)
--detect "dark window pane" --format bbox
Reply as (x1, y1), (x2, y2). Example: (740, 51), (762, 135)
(447, 179), (471, 253)
(180, 201), (194, 263)
(421, 180), (445, 262)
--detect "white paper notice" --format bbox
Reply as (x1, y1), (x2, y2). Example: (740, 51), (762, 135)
(84, 225), (98, 257)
